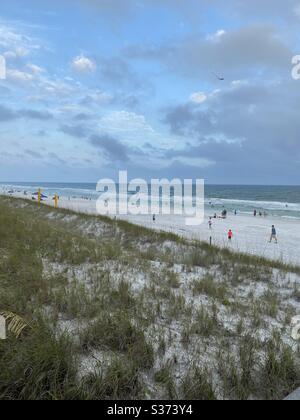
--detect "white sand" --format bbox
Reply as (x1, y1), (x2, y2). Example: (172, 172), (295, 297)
(2, 191), (300, 266)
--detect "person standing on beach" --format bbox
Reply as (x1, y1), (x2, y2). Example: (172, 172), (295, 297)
(53, 194), (59, 209)
(209, 219), (212, 229)
(269, 225), (278, 243)
(228, 229), (233, 241)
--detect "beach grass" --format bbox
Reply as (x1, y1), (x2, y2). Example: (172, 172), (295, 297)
(0, 195), (299, 400)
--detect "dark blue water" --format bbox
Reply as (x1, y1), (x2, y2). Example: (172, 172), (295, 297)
(1, 182), (300, 219)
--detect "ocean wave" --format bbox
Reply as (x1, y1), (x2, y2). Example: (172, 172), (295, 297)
(206, 197), (300, 211)
(2, 183), (300, 218)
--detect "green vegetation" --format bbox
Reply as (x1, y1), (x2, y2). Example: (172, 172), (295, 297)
(0, 196), (299, 400)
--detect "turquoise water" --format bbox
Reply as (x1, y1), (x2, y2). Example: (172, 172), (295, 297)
(1, 182), (300, 220)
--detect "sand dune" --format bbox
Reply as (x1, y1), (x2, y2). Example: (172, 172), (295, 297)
(2, 191), (300, 266)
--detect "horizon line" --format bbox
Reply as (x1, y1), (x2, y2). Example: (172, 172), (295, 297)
(1, 181), (300, 187)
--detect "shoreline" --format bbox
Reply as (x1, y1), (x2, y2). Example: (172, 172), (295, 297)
(1, 190), (300, 267)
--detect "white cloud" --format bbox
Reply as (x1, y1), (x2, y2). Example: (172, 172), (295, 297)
(44, 82), (73, 96)
(189, 91), (207, 104)
(99, 111), (155, 134)
(71, 55), (97, 73)
(0, 22), (41, 58)
(26, 64), (45, 74)
(207, 29), (227, 42)
(142, 155), (215, 170)
(4, 47), (30, 60)
(82, 90), (113, 104)
(7, 69), (35, 83)
(174, 156), (215, 168)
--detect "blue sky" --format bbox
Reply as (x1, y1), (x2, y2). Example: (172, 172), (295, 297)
(0, 0), (300, 184)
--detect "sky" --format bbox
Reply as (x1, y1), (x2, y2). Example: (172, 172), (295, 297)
(0, 0), (300, 184)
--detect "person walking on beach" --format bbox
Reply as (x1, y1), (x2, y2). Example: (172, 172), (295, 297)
(228, 229), (233, 241)
(208, 219), (212, 229)
(269, 225), (278, 244)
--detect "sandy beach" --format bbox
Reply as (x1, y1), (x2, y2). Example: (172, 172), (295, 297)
(2, 190), (299, 267)
(1, 192), (300, 401)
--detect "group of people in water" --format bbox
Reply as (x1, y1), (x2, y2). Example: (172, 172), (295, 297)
(253, 209), (268, 217)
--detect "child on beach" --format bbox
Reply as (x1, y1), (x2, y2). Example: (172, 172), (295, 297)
(269, 225), (278, 243)
(228, 229), (233, 241)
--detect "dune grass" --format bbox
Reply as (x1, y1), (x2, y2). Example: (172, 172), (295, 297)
(0, 196), (299, 400)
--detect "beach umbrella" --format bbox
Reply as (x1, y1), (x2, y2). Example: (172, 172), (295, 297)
(33, 192), (48, 199)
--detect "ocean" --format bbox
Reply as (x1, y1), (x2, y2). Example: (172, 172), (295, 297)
(1, 182), (300, 220)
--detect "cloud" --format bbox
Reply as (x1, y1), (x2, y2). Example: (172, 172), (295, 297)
(0, 21), (41, 58)
(99, 111), (155, 135)
(73, 113), (92, 121)
(80, 90), (113, 105)
(163, 79), (300, 183)
(1, 1), (300, 182)
(75, 0), (300, 34)
(90, 134), (129, 161)
(189, 92), (207, 104)
(71, 55), (97, 73)
(170, 156), (214, 168)
(125, 24), (292, 80)
(97, 57), (146, 90)
(0, 105), (17, 122)
(7, 69), (35, 83)
(60, 124), (90, 139)
(224, 0), (300, 22)
(4, 47), (29, 59)
(0, 104), (53, 122)
(25, 149), (43, 159)
(26, 64), (45, 74)
(48, 152), (66, 165)
(207, 29), (227, 42)
(0, 85), (11, 95)
(39, 78), (75, 97)
(19, 109), (53, 120)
